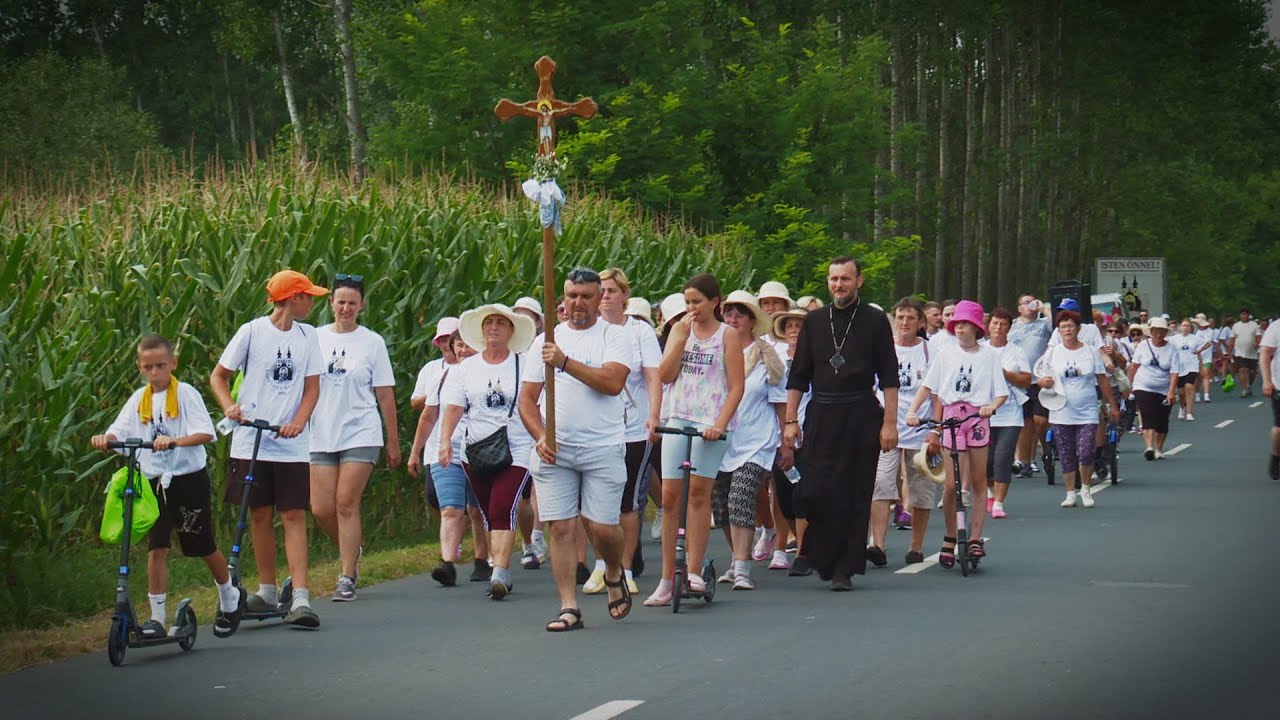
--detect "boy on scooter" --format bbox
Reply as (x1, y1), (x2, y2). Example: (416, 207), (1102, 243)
(210, 269), (327, 628)
(92, 334), (245, 638)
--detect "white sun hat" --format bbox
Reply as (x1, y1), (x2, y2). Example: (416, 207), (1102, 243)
(459, 303), (535, 353)
(913, 447), (946, 484)
(659, 292), (687, 330)
(513, 296), (543, 321)
(770, 309), (808, 342)
(757, 280), (794, 306)
(626, 297), (655, 327)
(723, 290), (772, 337)
(796, 295), (823, 310)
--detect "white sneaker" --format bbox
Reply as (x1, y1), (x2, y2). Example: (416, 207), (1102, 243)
(1177, 406), (1185, 420)
(1203, 395), (1212, 403)
(1079, 486), (1095, 508)
(752, 528), (776, 561)
(1155, 449), (1166, 460)
(768, 550), (791, 569)
(650, 509), (663, 540)
(531, 536), (548, 563)
(1194, 393), (1202, 402)
(717, 567), (737, 584)
(960, 489), (973, 508)
(1060, 492), (1078, 508)
(1186, 413), (1195, 421)
(732, 574), (755, 591)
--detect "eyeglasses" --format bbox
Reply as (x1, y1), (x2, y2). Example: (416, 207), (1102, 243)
(566, 267), (601, 284)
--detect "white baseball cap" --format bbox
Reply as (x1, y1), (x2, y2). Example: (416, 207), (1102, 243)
(757, 281), (793, 304)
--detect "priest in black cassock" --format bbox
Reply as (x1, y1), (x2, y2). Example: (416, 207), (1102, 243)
(783, 256), (899, 590)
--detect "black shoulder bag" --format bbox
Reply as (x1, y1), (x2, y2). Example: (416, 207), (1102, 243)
(465, 354), (520, 479)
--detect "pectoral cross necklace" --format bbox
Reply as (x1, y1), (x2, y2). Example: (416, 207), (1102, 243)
(828, 300), (859, 371)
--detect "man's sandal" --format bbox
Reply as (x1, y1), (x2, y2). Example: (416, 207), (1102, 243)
(604, 574), (632, 620)
(546, 608), (584, 632)
(939, 536), (957, 569)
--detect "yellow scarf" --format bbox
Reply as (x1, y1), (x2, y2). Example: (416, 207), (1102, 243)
(139, 376), (180, 425)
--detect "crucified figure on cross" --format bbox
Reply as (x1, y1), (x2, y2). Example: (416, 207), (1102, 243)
(495, 56), (596, 452)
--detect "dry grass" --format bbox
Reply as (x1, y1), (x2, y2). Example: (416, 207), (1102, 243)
(0, 539), (452, 674)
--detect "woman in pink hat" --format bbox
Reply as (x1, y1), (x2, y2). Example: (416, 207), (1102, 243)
(905, 300), (1008, 567)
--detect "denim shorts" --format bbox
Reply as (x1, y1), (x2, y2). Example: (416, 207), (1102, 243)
(430, 462), (478, 510)
(310, 446), (380, 466)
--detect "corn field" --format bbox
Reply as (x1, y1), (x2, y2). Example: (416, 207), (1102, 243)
(0, 162), (752, 627)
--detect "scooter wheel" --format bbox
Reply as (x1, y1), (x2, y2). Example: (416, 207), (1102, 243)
(107, 616), (127, 667)
(671, 570), (684, 614)
(178, 606), (198, 651)
(701, 561), (716, 603)
(279, 576), (294, 609)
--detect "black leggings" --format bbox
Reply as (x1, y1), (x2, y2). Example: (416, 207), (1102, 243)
(1134, 390), (1173, 435)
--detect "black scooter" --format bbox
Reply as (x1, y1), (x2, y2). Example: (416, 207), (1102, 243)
(217, 418), (292, 636)
(654, 426), (718, 613)
(104, 439), (198, 666)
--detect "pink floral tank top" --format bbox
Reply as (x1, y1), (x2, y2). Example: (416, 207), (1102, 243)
(669, 323), (733, 428)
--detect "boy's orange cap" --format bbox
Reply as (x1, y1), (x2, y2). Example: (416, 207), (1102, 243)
(266, 270), (329, 303)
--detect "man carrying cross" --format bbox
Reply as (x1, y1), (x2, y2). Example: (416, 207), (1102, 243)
(783, 256), (899, 591)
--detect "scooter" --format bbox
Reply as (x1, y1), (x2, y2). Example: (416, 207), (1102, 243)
(921, 414), (983, 577)
(217, 418), (292, 635)
(654, 426), (718, 613)
(104, 439), (197, 666)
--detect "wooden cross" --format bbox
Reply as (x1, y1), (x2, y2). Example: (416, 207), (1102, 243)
(495, 56), (596, 452)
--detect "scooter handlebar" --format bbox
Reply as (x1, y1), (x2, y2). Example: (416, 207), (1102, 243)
(106, 438), (155, 450)
(243, 418), (283, 433)
(920, 413), (983, 430)
(655, 426), (706, 438)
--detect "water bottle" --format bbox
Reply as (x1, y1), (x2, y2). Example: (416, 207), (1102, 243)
(1045, 427), (1055, 443)
(784, 466), (801, 484)
(1107, 426), (1118, 444)
(216, 402), (255, 436)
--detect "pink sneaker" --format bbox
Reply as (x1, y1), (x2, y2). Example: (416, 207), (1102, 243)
(643, 582), (672, 607)
(991, 503), (1007, 519)
(986, 497), (995, 513)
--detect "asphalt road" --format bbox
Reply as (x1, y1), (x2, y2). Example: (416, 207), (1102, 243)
(5, 391), (1279, 720)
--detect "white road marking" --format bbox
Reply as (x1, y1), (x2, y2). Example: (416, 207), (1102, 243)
(1214, 419), (1234, 428)
(569, 701), (645, 720)
(1250, 401), (1263, 408)
(1165, 443), (1192, 456)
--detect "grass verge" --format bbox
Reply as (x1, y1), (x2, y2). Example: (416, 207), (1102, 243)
(0, 538), (451, 674)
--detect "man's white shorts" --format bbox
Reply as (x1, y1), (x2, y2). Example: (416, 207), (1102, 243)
(531, 443), (626, 525)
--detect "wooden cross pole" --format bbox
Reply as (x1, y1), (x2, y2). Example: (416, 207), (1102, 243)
(495, 56), (597, 452)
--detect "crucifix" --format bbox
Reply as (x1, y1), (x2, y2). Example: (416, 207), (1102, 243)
(495, 56), (597, 452)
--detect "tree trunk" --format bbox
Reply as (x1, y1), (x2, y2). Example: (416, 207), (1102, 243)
(333, 0), (368, 182)
(246, 89), (258, 161)
(221, 53), (239, 151)
(273, 8), (308, 168)
(960, 41), (976, 299)
(913, 32), (928, 293)
(934, 25), (950, 300)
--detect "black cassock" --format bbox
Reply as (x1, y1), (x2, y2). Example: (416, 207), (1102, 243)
(786, 299), (898, 579)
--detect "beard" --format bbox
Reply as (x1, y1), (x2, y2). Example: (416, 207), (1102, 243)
(833, 294), (857, 309)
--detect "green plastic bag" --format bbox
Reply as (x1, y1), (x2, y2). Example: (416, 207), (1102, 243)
(100, 464), (160, 545)
(1222, 374), (1236, 393)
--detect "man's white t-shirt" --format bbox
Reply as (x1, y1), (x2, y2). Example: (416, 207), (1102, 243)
(524, 321), (634, 447)
(1194, 328), (1215, 364)
(311, 325), (396, 453)
(619, 317), (662, 443)
(1037, 343), (1106, 425)
(990, 343), (1031, 428)
(218, 317), (323, 462)
(412, 358), (446, 404)
(1261, 322), (1280, 385)
(1129, 340), (1182, 395)
(444, 351), (534, 467)
(1216, 326), (1232, 353)
(1233, 320), (1261, 359)
(104, 382), (216, 478)
(922, 343), (1009, 407)
(930, 330), (958, 353)
(719, 346), (786, 472)
(881, 339), (932, 449)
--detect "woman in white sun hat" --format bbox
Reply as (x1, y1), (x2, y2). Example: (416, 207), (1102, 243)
(757, 281), (795, 315)
(713, 290), (786, 591)
(795, 295), (823, 312)
(513, 296), (545, 335)
(767, 307), (811, 572)
(1126, 316), (1182, 460)
(437, 303), (536, 600)
(626, 297), (655, 328)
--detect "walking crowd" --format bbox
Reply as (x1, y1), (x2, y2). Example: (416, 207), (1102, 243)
(91, 261), (1280, 636)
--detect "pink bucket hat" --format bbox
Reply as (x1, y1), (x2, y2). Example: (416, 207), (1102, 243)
(946, 300), (986, 339)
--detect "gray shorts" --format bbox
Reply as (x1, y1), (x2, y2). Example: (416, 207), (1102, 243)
(531, 443), (627, 525)
(310, 446), (380, 466)
(872, 448), (940, 510)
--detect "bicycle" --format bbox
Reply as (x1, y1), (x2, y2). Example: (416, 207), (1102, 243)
(654, 425), (719, 613)
(920, 413), (984, 577)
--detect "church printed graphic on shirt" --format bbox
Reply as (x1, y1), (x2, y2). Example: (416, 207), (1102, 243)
(954, 365), (974, 394)
(898, 361), (923, 390)
(266, 347), (297, 393)
(323, 346), (349, 388)
(484, 378), (509, 409)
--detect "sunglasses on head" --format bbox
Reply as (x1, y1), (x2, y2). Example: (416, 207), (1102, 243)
(334, 273), (364, 287)
(566, 267), (601, 284)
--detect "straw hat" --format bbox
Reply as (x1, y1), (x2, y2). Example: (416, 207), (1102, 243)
(1193, 312), (1210, 327)
(723, 290), (772, 337)
(626, 297), (655, 327)
(1148, 316), (1170, 331)
(459, 303), (535, 353)
(913, 448), (946, 484)
(659, 293), (687, 330)
(757, 281), (794, 306)
(796, 295), (822, 310)
(770, 309), (808, 342)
